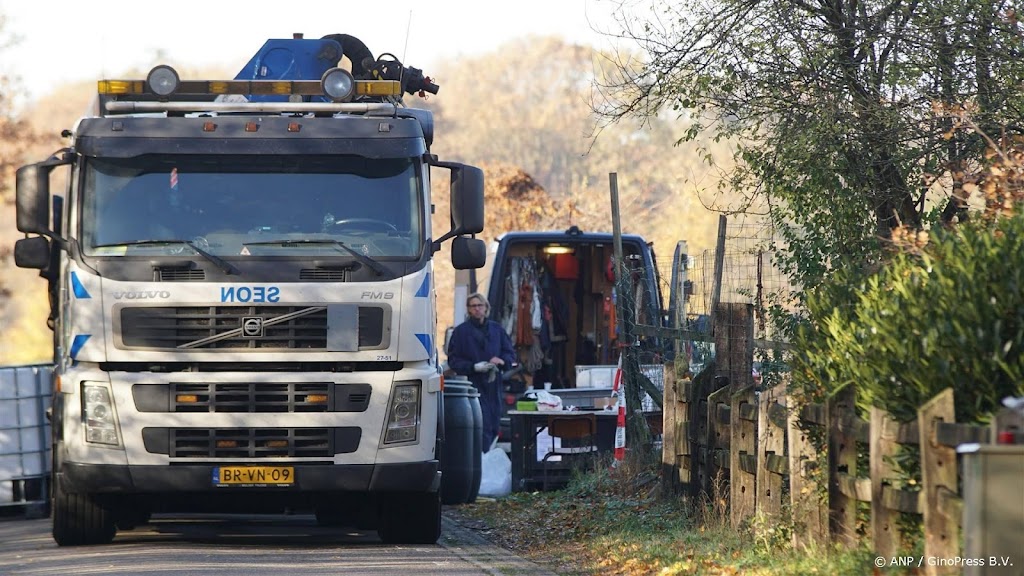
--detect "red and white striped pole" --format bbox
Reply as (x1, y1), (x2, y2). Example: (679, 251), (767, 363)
(611, 354), (626, 464)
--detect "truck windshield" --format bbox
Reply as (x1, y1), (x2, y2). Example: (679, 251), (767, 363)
(80, 155), (423, 258)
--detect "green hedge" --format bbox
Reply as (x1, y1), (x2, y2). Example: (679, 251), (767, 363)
(794, 214), (1024, 423)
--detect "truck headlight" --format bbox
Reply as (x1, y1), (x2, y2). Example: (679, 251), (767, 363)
(82, 383), (121, 446)
(383, 381), (420, 445)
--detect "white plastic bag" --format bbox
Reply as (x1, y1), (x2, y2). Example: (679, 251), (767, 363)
(478, 447), (512, 497)
(535, 390), (563, 411)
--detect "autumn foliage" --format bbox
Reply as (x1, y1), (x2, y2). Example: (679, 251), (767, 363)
(479, 162), (558, 238)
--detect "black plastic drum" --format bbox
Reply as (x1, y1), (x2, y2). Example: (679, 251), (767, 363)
(466, 388), (483, 503)
(441, 379), (482, 505)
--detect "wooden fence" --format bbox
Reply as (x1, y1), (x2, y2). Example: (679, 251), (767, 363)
(659, 302), (1024, 575)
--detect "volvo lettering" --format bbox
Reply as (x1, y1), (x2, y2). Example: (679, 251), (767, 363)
(112, 291), (171, 300)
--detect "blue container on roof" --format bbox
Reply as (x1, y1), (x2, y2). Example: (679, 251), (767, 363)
(234, 38), (342, 102)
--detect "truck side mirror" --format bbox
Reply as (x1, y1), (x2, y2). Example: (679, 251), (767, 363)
(14, 237), (50, 270)
(451, 236), (486, 270)
(16, 165), (52, 234)
(450, 164), (484, 235)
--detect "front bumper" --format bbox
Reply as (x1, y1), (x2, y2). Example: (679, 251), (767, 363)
(60, 460), (439, 494)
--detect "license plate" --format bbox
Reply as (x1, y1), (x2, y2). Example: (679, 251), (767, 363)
(213, 466), (294, 487)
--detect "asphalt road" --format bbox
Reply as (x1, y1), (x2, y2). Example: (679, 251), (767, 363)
(0, 509), (554, 576)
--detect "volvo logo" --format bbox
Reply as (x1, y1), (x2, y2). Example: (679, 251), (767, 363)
(241, 317), (264, 338)
(112, 290), (171, 300)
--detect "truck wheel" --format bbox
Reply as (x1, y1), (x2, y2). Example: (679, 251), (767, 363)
(376, 491), (441, 544)
(52, 475), (116, 546)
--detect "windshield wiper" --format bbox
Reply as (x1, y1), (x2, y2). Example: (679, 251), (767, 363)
(93, 239), (239, 275)
(242, 239), (387, 276)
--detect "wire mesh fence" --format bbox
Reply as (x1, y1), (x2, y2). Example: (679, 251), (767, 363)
(627, 213), (799, 401)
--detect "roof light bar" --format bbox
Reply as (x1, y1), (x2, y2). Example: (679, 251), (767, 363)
(98, 69), (402, 99)
(103, 100), (400, 115)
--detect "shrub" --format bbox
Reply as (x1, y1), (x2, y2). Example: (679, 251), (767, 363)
(795, 212), (1024, 423)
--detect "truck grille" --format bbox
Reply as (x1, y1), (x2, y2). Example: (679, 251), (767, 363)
(142, 427), (361, 458)
(132, 382), (372, 413)
(158, 268), (206, 281)
(173, 382), (330, 413)
(119, 305), (385, 350)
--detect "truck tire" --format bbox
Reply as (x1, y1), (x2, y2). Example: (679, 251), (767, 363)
(376, 491), (441, 544)
(52, 474), (116, 546)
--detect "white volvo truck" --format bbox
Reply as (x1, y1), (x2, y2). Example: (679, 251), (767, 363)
(13, 33), (486, 545)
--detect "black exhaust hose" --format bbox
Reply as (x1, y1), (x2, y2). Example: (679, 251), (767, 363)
(321, 34), (374, 77)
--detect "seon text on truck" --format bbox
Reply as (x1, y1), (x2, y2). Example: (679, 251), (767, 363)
(13, 33), (487, 546)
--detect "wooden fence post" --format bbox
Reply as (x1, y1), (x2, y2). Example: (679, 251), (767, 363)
(715, 303), (754, 415)
(662, 365), (692, 496)
(788, 398), (828, 548)
(731, 384), (757, 529)
(918, 389), (958, 576)
(707, 384), (732, 500)
(756, 384), (787, 522)
(828, 387), (859, 548)
(713, 302), (753, 526)
(870, 407), (901, 560)
(676, 375), (693, 494)
(689, 369), (718, 503)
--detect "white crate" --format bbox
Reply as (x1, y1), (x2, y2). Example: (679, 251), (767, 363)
(16, 397), (44, 429)
(0, 365), (53, 484)
(19, 426), (45, 454)
(574, 365), (617, 388)
(0, 366), (14, 399)
(0, 454), (23, 480)
(21, 450), (47, 477)
(0, 365), (52, 414)
(0, 430), (14, 454)
(17, 367), (44, 398)
(0, 480), (12, 505)
(0, 401), (18, 431)
(0, 365), (51, 400)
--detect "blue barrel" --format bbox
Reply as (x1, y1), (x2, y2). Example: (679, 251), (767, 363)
(466, 387), (483, 503)
(441, 379), (480, 505)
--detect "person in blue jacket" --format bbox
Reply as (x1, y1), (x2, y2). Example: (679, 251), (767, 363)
(447, 292), (516, 452)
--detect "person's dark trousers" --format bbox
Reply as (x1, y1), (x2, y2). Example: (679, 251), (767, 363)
(471, 375), (502, 452)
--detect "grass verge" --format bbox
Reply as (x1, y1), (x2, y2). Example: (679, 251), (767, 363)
(450, 451), (876, 575)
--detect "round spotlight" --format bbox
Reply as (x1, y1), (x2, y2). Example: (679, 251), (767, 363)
(321, 67), (355, 102)
(147, 65), (180, 97)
